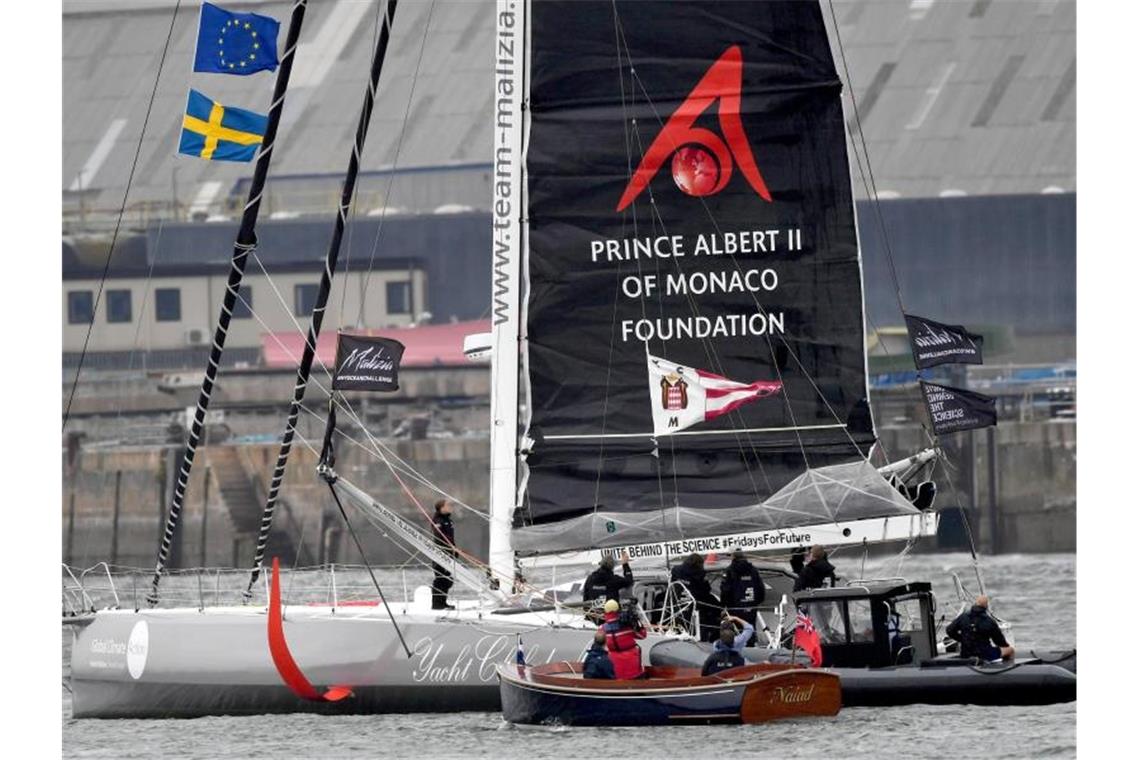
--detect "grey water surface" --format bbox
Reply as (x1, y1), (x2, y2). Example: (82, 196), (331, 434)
(62, 552), (1076, 759)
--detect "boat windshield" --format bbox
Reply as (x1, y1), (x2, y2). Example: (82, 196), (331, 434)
(806, 601), (847, 644)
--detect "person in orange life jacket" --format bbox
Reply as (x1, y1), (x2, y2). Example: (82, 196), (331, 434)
(601, 598), (647, 679)
(791, 545), (838, 592)
(670, 553), (722, 642)
(701, 614), (756, 676)
(946, 595), (1015, 661)
(582, 552), (633, 620)
(719, 548), (767, 645)
(430, 499), (457, 610)
(582, 629), (615, 680)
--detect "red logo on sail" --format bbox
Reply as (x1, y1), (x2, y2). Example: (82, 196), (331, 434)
(616, 46), (773, 211)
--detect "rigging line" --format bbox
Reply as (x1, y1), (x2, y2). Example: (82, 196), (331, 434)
(324, 480), (413, 657)
(296, 397), (490, 521)
(356, 0), (437, 327)
(246, 0), (402, 599)
(825, 0), (906, 315)
(147, 0), (310, 607)
(601, 3), (669, 522)
(612, 14), (772, 501)
(228, 281), (489, 520)
(591, 2), (635, 511)
(113, 218), (166, 439)
(63, 0), (183, 433)
(338, 0), (389, 330)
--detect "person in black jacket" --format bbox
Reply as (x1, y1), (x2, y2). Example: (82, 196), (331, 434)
(430, 499), (457, 610)
(582, 630), (616, 679)
(582, 553), (633, 619)
(946, 596), (1015, 661)
(791, 545), (838, 592)
(720, 548), (766, 644)
(670, 553), (721, 642)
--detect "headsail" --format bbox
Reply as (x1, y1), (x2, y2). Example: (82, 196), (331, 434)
(505, 0), (885, 555)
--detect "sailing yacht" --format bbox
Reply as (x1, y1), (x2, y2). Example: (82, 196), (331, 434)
(65, 0), (943, 718)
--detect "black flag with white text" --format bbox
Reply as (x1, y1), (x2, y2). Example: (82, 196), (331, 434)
(920, 381), (996, 435)
(331, 334), (404, 392)
(904, 314), (983, 369)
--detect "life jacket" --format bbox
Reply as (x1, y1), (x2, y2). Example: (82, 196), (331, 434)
(601, 611), (645, 679)
(702, 646), (746, 676)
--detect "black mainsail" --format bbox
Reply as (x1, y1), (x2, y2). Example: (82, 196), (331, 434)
(506, 0), (920, 555)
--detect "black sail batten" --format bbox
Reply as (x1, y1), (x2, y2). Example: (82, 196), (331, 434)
(147, 0), (309, 606)
(244, 0), (401, 599)
(514, 0), (883, 550)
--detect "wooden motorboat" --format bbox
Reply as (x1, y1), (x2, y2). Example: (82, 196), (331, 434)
(498, 661), (840, 726)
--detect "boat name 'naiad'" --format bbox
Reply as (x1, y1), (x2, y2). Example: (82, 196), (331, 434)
(770, 684), (815, 704)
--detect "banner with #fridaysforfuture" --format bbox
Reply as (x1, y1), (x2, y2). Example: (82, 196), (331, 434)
(920, 381), (996, 435)
(904, 313), (984, 369)
(331, 334), (404, 392)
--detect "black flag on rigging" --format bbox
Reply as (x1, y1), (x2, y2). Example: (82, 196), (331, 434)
(331, 333), (404, 392)
(904, 314), (984, 369)
(920, 381), (996, 436)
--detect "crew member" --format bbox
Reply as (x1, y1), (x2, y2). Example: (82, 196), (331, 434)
(946, 595), (1015, 661)
(601, 599), (647, 679)
(430, 499), (457, 610)
(791, 545), (838, 591)
(582, 629), (615, 680)
(720, 548), (766, 644)
(670, 553), (721, 642)
(701, 614), (756, 676)
(582, 552), (633, 619)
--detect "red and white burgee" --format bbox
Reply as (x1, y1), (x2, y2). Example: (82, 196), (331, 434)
(646, 354), (782, 436)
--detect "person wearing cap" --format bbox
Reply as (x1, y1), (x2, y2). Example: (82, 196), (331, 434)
(791, 545), (838, 592)
(946, 595), (1015, 661)
(720, 548), (766, 645)
(430, 499), (457, 610)
(701, 614), (756, 676)
(670, 552), (721, 642)
(600, 598), (647, 679)
(582, 629), (616, 679)
(582, 551), (633, 619)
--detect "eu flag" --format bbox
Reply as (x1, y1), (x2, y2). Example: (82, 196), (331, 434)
(179, 90), (267, 162)
(193, 2), (279, 75)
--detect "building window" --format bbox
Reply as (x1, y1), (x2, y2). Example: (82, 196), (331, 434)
(233, 285), (253, 319)
(106, 289), (132, 323)
(386, 280), (411, 315)
(67, 290), (94, 324)
(155, 288), (181, 322)
(294, 283), (319, 317)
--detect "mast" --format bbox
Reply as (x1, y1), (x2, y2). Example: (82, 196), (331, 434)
(487, 0), (527, 587)
(244, 0), (400, 599)
(147, 0), (308, 606)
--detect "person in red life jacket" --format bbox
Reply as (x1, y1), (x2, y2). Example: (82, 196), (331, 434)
(600, 598), (647, 679)
(430, 499), (457, 610)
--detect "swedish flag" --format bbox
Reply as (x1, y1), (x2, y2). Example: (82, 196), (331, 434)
(178, 90), (267, 162)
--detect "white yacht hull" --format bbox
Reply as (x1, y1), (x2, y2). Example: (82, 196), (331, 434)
(68, 600), (629, 718)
